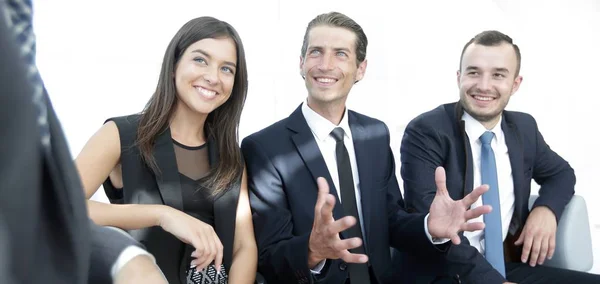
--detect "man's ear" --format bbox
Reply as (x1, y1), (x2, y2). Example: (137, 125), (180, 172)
(456, 70), (461, 87)
(354, 59), (368, 83)
(510, 75), (523, 96)
(299, 56), (306, 79)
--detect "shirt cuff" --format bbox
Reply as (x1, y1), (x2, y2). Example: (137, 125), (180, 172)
(310, 259), (327, 274)
(110, 245), (156, 280)
(424, 213), (451, 245)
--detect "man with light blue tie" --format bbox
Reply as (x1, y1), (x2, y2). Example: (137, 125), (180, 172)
(399, 30), (600, 283)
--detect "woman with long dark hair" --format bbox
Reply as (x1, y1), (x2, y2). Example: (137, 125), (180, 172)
(75, 16), (256, 284)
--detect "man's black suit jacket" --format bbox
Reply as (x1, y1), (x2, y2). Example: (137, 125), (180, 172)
(0, 8), (143, 283)
(399, 102), (575, 283)
(242, 105), (442, 284)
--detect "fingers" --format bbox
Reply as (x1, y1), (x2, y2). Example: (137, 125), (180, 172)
(548, 235), (556, 260)
(529, 235), (542, 267)
(198, 248), (216, 272)
(316, 177), (331, 211)
(514, 231), (524, 246)
(198, 233), (218, 271)
(213, 238), (224, 272)
(520, 232), (534, 264)
(338, 249), (368, 264)
(326, 216), (356, 236)
(319, 194), (336, 225)
(450, 234), (461, 245)
(537, 236), (549, 265)
(461, 221), (485, 232)
(316, 177), (330, 195)
(189, 235), (205, 258)
(331, 237), (362, 252)
(192, 232), (211, 271)
(313, 177), (330, 221)
(190, 229), (223, 272)
(461, 184), (489, 208)
(463, 205), (492, 221)
(434, 167), (449, 197)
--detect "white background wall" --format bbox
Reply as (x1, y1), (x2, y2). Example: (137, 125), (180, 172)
(32, 0), (600, 274)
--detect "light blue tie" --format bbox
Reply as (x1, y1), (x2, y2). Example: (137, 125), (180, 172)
(480, 131), (506, 277)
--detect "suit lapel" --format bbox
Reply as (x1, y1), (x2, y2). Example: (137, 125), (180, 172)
(287, 105), (345, 221)
(348, 112), (372, 244)
(502, 118), (525, 230)
(453, 103), (475, 197)
(153, 128), (183, 211)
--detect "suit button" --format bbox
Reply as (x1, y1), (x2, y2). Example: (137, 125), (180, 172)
(339, 262), (347, 271)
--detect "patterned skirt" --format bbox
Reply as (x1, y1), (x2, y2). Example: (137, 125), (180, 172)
(186, 264), (228, 284)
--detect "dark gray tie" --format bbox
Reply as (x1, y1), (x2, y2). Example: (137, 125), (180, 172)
(330, 127), (370, 284)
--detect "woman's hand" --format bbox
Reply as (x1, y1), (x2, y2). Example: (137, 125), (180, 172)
(157, 206), (223, 272)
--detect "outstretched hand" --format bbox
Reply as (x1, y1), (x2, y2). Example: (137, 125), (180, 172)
(427, 167), (493, 245)
(307, 177), (367, 268)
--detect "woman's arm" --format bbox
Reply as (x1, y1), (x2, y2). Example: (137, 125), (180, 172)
(75, 121), (166, 230)
(76, 121), (224, 270)
(228, 168), (258, 283)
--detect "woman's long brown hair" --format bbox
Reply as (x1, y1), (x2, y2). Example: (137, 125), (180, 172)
(136, 16), (248, 196)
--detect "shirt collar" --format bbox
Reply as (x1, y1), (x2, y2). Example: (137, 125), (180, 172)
(462, 111), (503, 143)
(302, 100), (351, 142)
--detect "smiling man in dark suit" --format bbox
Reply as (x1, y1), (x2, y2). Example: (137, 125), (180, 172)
(241, 12), (494, 284)
(400, 30), (600, 283)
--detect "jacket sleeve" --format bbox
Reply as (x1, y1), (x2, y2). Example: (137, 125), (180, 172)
(528, 117), (575, 221)
(242, 136), (329, 284)
(380, 124), (435, 255)
(87, 223), (154, 284)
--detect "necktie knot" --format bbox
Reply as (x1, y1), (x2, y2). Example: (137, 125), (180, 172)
(330, 127), (345, 142)
(480, 131), (495, 146)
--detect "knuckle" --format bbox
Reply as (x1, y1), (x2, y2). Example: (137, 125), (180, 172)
(330, 241), (339, 251)
(324, 226), (333, 236)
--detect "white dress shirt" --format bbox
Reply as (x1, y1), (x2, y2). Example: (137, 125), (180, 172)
(302, 101), (367, 239)
(462, 112), (516, 254)
(302, 101), (363, 274)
